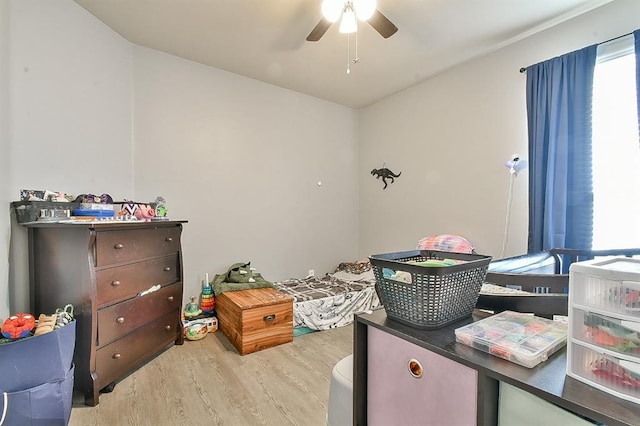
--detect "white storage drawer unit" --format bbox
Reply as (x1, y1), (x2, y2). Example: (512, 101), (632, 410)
(567, 257), (640, 405)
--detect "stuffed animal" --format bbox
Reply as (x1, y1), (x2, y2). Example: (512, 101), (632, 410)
(134, 204), (156, 221)
(1, 313), (36, 339)
(226, 262), (257, 283)
(34, 313), (57, 336)
(54, 304), (74, 329)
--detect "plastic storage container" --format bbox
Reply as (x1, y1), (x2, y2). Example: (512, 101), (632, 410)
(568, 257), (640, 318)
(370, 250), (492, 329)
(568, 257), (640, 404)
(568, 342), (640, 404)
(570, 308), (640, 359)
(454, 311), (567, 368)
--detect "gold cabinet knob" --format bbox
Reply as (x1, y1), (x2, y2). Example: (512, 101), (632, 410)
(164, 266), (171, 272)
(113, 353), (121, 359)
(111, 280), (121, 287)
(114, 243), (124, 249)
(165, 325), (172, 331)
(116, 317), (125, 324)
(167, 296), (174, 302)
(166, 237), (173, 242)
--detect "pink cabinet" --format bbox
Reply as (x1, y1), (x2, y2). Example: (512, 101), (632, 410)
(367, 326), (478, 426)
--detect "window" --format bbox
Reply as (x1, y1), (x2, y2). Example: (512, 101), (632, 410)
(592, 36), (640, 249)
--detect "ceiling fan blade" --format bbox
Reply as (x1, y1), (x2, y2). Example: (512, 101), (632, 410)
(368, 9), (398, 39)
(306, 18), (332, 42)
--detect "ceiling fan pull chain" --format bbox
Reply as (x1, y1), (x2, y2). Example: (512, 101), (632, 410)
(354, 27), (360, 65)
(346, 32), (351, 74)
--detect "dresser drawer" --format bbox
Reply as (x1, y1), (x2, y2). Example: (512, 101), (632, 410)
(96, 254), (180, 306)
(95, 226), (181, 267)
(95, 309), (179, 390)
(97, 283), (182, 347)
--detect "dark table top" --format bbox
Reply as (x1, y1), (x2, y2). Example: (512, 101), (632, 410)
(356, 309), (640, 426)
(23, 219), (187, 229)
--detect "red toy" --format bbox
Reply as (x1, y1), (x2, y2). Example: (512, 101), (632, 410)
(1, 313), (36, 339)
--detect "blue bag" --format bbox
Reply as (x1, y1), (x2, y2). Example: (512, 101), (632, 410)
(0, 365), (74, 426)
(0, 320), (75, 393)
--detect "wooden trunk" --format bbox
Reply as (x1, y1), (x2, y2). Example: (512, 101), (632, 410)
(216, 287), (293, 355)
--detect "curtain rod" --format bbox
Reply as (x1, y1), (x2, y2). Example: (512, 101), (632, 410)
(519, 31), (634, 73)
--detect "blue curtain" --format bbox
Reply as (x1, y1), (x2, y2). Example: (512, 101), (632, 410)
(526, 45), (598, 256)
(635, 30), (640, 141)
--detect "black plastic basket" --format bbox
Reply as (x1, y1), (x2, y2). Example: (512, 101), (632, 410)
(370, 250), (492, 329)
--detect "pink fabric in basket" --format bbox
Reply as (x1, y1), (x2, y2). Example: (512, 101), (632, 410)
(417, 234), (475, 254)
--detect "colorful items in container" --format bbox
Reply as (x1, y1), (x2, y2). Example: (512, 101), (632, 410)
(583, 312), (640, 355)
(183, 316), (218, 341)
(591, 357), (640, 390)
(185, 322), (209, 341)
(455, 311), (567, 368)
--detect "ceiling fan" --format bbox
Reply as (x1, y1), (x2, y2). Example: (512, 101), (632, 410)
(306, 0), (398, 42)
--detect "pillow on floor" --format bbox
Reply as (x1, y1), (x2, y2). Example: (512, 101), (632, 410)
(417, 234), (475, 254)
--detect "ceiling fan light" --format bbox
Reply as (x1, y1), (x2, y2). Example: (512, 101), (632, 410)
(321, 0), (344, 23)
(353, 0), (376, 21)
(339, 8), (357, 33)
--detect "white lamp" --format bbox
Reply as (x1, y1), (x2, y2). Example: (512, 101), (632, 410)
(353, 0), (376, 21)
(322, 0), (343, 23)
(505, 154), (528, 177)
(322, 0), (377, 31)
(339, 7), (358, 34)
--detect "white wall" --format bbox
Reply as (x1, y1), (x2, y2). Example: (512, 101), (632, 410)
(358, 0), (640, 260)
(6, 0), (132, 312)
(132, 47), (359, 299)
(9, 0), (133, 194)
(1, 1), (10, 319)
(4, 1), (358, 313)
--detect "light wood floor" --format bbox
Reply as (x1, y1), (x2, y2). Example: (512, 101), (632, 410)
(69, 326), (353, 426)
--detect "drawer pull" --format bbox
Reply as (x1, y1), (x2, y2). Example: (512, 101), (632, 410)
(116, 317), (125, 324)
(167, 296), (174, 302)
(111, 280), (121, 287)
(114, 243), (124, 250)
(165, 325), (172, 331)
(166, 237), (173, 242)
(163, 266), (171, 272)
(263, 314), (276, 322)
(408, 359), (423, 379)
(113, 353), (121, 360)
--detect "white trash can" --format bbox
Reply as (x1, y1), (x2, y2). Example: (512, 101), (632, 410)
(327, 354), (353, 426)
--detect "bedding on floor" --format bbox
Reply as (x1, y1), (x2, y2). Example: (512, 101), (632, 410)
(273, 269), (380, 331)
(272, 262), (537, 332)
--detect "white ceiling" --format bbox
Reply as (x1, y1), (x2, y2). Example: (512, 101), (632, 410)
(73, 0), (613, 109)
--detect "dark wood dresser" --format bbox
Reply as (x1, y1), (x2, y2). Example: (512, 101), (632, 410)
(25, 220), (186, 406)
